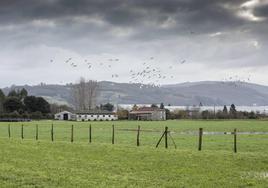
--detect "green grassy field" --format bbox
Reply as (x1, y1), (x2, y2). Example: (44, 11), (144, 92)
(0, 120), (268, 187)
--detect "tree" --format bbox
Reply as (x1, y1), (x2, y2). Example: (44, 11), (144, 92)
(132, 104), (138, 111)
(117, 109), (129, 120)
(151, 104), (158, 108)
(248, 111), (257, 119)
(72, 77), (98, 110)
(72, 77), (86, 110)
(31, 111), (43, 120)
(24, 96), (38, 112)
(160, 103), (164, 109)
(223, 105), (228, 114)
(20, 88), (28, 99)
(9, 111), (21, 118)
(201, 110), (209, 119)
(86, 80), (98, 110)
(0, 89), (5, 101)
(0, 89), (5, 113)
(229, 104), (237, 118)
(100, 103), (114, 112)
(8, 90), (18, 97)
(165, 109), (172, 119)
(24, 96), (50, 114)
(36, 97), (51, 114)
(3, 97), (23, 113)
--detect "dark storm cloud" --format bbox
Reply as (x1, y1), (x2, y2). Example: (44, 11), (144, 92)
(1, 0), (261, 48)
(1, 0), (268, 87)
(2, 0), (268, 48)
(0, 0), (250, 30)
(1, 0), (267, 59)
(253, 3), (268, 18)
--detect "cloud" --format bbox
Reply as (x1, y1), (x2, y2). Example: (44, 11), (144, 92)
(0, 0), (268, 87)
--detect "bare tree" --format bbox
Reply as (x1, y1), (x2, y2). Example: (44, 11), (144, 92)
(71, 77), (98, 111)
(85, 80), (98, 110)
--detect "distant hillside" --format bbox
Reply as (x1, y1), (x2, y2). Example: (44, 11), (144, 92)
(2, 81), (268, 106)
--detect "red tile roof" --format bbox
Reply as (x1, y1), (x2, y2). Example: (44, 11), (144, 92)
(130, 107), (165, 114)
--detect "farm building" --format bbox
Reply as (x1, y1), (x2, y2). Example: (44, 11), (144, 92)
(55, 111), (76, 121)
(76, 110), (118, 121)
(55, 110), (118, 121)
(129, 107), (166, 121)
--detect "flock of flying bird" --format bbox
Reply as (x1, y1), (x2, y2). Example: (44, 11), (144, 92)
(50, 56), (188, 88)
(221, 75), (252, 87)
(50, 56), (251, 88)
(127, 58), (186, 88)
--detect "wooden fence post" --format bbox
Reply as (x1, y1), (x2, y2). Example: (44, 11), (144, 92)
(137, 125), (140, 146)
(89, 124), (92, 143)
(8, 124), (11, 138)
(71, 125), (74, 143)
(21, 124), (24, 139)
(156, 131), (165, 148)
(234, 128), (237, 153)
(36, 124), (39, 140)
(165, 126), (168, 149)
(51, 124), (54, 142)
(198, 128), (203, 151)
(112, 124), (115, 144)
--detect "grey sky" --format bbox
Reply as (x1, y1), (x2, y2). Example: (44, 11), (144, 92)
(0, 0), (268, 87)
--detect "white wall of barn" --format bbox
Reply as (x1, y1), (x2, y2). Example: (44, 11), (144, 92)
(76, 114), (118, 121)
(54, 111), (74, 120)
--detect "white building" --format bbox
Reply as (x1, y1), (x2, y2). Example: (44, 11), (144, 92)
(54, 111), (76, 121)
(54, 111), (118, 121)
(76, 112), (118, 121)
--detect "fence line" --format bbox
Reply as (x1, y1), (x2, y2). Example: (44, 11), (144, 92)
(137, 125), (140, 146)
(198, 128), (203, 151)
(89, 124), (92, 143)
(1, 124), (268, 153)
(234, 128), (237, 153)
(117, 128), (268, 135)
(36, 124), (38, 140)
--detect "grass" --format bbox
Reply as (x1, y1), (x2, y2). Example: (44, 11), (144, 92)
(0, 120), (268, 187)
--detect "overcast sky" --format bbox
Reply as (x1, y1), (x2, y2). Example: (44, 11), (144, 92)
(0, 0), (268, 87)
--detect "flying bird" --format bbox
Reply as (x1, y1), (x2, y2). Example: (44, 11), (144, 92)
(180, 60), (186, 64)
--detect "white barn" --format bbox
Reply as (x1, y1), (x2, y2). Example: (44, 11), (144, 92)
(54, 111), (76, 121)
(76, 111), (118, 121)
(54, 111), (118, 121)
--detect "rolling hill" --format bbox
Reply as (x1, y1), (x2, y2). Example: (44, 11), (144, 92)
(2, 81), (268, 106)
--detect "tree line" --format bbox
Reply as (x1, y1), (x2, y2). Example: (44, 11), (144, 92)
(0, 88), (52, 120)
(115, 103), (266, 120)
(165, 104), (265, 120)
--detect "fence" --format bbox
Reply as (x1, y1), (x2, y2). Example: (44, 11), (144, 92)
(1, 124), (268, 153)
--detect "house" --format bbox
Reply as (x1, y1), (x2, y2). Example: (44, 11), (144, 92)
(54, 110), (118, 121)
(129, 107), (166, 121)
